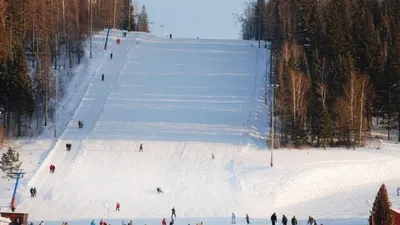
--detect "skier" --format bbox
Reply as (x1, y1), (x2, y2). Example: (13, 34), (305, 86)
(270, 213), (277, 225)
(78, 120), (84, 128)
(282, 215), (288, 225)
(231, 213), (236, 224)
(116, 202), (120, 211)
(156, 187), (163, 193)
(291, 216), (297, 225)
(161, 218), (166, 225)
(397, 187), (400, 196)
(170, 34), (172, 39)
(171, 207), (176, 219)
(33, 187), (37, 197)
(30, 188), (34, 197)
(128, 221), (133, 225)
(211, 153), (215, 160)
(49, 164), (55, 173)
(110, 53), (113, 59)
(245, 214), (250, 224)
(139, 144), (143, 152)
(169, 219), (174, 225)
(307, 216), (317, 225)
(102, 74), (104, 81)
(91, 220), (95, 225)
(100, 220), (104, 225)
(39, 221), (44, 225)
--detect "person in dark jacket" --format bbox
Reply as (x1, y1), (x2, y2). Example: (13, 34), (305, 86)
(102, 74), (104, 81)
(282, 215), (288, 225)
(171, 207), (176, 219)
(245, 214), (250, 224)
(291, 216), (298, 225)
(307, 216), (317, 225)
(271, 213), (277, 225)
(157, 187), (163, 193)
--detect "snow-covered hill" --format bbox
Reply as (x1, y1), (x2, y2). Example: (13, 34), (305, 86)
(1, 30), (399, 225)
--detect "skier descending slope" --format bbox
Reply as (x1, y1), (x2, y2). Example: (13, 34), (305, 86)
(116, 202), (120, 211)
(171, 207), (176, 219)
(162, 218), (166, 225)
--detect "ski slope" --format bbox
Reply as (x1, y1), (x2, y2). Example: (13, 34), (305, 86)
(8, 31), (400, 225)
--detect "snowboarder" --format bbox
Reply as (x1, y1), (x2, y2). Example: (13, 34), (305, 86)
(139, 144), (143, 152)
(245, 214), (250, 224)
(270, 213), (277, 225)
(282, 215), (288, 225)
(110, 53), (113, 59)
(291, 216), (297, 225)
(116, 202), (120, 211)
(397, 187), (400, 196)
(211, 153), (215, 160)
(171, 207), (176, 219)
(231, 213), (236, 224)
(161, 218), (166, 225)
(156, 187), (163, 193)
(102, 74), (104, 81)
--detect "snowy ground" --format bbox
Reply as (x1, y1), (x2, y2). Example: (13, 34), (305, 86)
(0, 31), (399, 225)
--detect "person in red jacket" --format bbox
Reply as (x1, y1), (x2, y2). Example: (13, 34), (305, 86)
(162, 218), (166, 225)
(115, 202), (120, 211)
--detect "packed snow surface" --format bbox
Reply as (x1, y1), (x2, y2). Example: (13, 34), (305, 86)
(0, 31), (399, 225)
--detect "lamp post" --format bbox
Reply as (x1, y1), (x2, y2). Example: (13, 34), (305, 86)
(104, 202), (110, 223)
(90, 0), (93, 59)
(160, 25), (164, 38)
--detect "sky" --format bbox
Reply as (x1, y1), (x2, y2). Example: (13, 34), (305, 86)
(134, 0), (250, 40)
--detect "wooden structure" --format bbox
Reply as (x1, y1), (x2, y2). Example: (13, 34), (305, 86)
(391, 208), (400, 225)
(0, 212), (28, 225)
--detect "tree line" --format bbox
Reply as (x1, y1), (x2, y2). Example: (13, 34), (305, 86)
(0, 0), (150, 138)
(239, 0), (400, 148)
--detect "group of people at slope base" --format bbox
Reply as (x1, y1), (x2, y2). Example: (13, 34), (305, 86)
(231, 213), (250, 224)
(270, 213), (319, 225)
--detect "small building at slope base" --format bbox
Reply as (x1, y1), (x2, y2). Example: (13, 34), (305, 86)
(390, 208), (400, 224)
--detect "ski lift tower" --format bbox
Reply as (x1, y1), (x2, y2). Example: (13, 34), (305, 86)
(7, 170), (25, 212)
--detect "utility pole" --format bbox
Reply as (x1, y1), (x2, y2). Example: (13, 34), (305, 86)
(128, 3), (131, 31)
(90, 0), (93, 59)
(113, 0), (117, 29)
(270, 84), (279, 167)
(54, 34), (58, 138)
(258, 5), (261, 48)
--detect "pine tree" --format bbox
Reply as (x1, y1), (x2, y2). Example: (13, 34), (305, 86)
(137, 5), (149, 32)
(0, 147), (22, 177)
(120, 0), (136, 31)
(369, 184), (394, 225)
